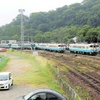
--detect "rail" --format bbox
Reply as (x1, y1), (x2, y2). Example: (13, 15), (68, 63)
(48, 64), (81, 100)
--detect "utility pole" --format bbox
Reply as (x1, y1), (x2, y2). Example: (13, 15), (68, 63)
(18, 9), (25, 50)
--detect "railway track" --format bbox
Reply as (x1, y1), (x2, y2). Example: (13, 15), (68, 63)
(63, 53), (100, 73)
(65, 50), (100, 59)
(77, 71), (100, 93)
(39, 51), (100, 94)
(55, 59), (100, 94)
(62, 62), (100, 93)
(45, 51), (100, 72)
(64, 63), (100, 93)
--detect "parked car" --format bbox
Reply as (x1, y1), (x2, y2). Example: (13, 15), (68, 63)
(0, 48), (7, 52)
(16, 88), (67, 100)
(0, 72), (13, 90)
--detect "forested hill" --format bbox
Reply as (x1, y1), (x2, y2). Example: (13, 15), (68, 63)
(0, 0), (100, 43)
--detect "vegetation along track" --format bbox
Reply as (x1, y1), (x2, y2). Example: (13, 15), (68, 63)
(37, 50), (100, 100)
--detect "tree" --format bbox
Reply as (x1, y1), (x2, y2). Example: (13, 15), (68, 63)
(86, 28), (98, 43)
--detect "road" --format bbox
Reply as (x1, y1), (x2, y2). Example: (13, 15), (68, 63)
(0, 52), (34, 100)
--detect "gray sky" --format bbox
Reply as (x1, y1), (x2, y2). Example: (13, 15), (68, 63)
(0, 0), (83, 26)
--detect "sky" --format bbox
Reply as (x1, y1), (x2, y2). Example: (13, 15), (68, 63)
(0, 0), (83, 26)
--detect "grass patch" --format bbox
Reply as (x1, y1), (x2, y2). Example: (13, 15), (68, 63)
(74, 86), (91, 100)
(76, 66), (94, 73)
(7, 50), (65, 94)
(0, 55), (9, 71)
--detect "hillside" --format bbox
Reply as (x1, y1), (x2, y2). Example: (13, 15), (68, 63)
(0, 0), (100, 43)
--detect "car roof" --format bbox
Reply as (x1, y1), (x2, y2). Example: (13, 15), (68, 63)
(0, 72), (11, 75)
(30, 88), (65, 98)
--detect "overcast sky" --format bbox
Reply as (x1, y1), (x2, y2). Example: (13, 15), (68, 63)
(0, 0), (83, 26)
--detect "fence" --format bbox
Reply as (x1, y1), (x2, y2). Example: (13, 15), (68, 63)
(49, 64), (81, 100)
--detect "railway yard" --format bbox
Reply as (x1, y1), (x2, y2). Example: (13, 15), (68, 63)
(0, 48), (100, 100)
(32, 50), (100, 100)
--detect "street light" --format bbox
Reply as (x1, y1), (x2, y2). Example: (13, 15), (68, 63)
(18, 9), (25, 50)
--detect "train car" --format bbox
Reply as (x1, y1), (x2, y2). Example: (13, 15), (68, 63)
(69, 43), (99, 55)
(45, 43), (66, 53)
(9, 43), (21, 49)
(0, 43), (9, 48)
(0, 42), (35, 50)
(23, 43), (35, 50)
(35, 43), (66, 53)
(0, 40), (18, 49)
(35, 43), (47, 50)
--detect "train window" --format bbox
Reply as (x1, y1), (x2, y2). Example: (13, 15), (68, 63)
(95, 45), (99, 47)
(90, 45), (93, 47)
(90, 45), (99, 47)
(82, 46), (84, 48)
(58, 45), (65, 47)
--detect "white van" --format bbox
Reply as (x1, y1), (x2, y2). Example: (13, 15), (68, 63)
(0, 72), (13, 90)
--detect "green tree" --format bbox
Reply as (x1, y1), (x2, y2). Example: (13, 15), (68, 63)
(86, 28), (98, 43)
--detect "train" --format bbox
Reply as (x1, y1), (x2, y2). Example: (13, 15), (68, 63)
(0, 43), (66, 53)
(0, 42), (66, 53)
(0, 40), (34, 50)
(69, 43), (99, 55)
(0, 40), (100, 55)
(35, 43), (66, 53)
(0, 43), (34, 50)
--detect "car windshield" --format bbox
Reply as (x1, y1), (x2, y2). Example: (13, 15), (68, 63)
(0, 75), (8, 81)
(24, 92), (33, 99)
